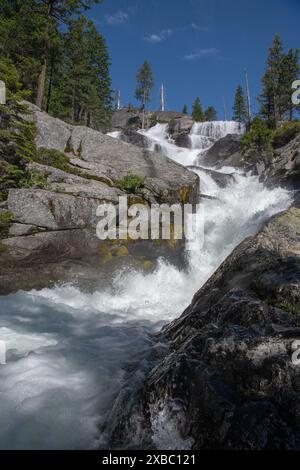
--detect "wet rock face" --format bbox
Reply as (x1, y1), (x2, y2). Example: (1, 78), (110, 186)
(202, 134), (244, 167)
(265, 134), (300, 189)
(109, 208), (300, 450)
(174, 132), (192, 149)
(119, 128), (150, 149)
(188, 166), (237, 188)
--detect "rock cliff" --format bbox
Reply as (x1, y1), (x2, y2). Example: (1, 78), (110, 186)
(109, 206), (300, 450)
(0, 104), (199, 294)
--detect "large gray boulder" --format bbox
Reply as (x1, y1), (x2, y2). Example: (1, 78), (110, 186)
(202, 134), (244, 167)
(119, 128), (150, 149)
(7, 189), (108, 230)
(29, 106), (199, 205)
(0, 105), (199, 294)
(26, 103), (73, 153)
(188, 166), (237, 188)
(265, 134), (300, 189)
(174, 132), (192, 149)
(108, 207), (300, 450)
(112, 109), (142, 129)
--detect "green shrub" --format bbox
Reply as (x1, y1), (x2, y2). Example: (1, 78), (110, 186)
(0, 211), (14, 238)
(0, 161), (26, 190)
(19, 170), (49, 189)
(34, 148), (71, 171)
(241, 117), (273, 160)
(0, 61), (36, 173)
(0, 241), (6, 254)
(33, 148), (82, 177)
(0, 161), (48, 192)
(272, 121), (300, 149)
(116, 173), (146, 194)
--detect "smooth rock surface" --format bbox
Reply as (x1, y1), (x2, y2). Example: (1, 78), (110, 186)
(202, 134), (244, 167)
(108, 207), (300, 450)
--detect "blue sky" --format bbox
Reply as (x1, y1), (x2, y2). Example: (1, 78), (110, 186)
(89, 0), (300, 118)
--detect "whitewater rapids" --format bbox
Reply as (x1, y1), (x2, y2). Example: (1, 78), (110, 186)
(0, 122), (292, 450)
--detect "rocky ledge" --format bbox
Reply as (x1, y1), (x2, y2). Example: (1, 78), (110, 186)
(108, 205), (300, 450)
(200, 133), (244, 168)
(200, 129), (300, 189)
(0, 104), (199, 294)
(265, 134), (300, 189)
(112, 108), (194, 151)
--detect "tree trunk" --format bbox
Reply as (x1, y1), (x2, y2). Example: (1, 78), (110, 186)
(36, 0), (53, 109)
(87, 112), (91, 128)
(46, 55), (55, 113)
(36, 58), (47, 109)
(244, 68), (252, 126)
(273, 94), (280, 128)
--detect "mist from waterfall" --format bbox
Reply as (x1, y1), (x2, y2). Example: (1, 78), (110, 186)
(0, 120), (292, 450)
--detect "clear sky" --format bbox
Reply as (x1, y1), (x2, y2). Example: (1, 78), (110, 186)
(89, 0), (300, 118)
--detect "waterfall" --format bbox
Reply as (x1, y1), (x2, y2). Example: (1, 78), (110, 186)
(138, 123), (201, 166)
(137, 120), (245, 163)
(0, 119), (292, 450)
(190, 120), (245, 150)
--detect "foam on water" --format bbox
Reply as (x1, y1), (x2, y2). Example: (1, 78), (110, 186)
(139, 124), (201, 166)
(107, 130), (122, 139)
(0, 121), (292, 449)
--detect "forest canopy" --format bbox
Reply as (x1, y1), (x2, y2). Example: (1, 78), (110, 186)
(0, 0), (112, 130)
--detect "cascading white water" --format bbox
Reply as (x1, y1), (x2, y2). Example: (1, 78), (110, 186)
(106, 130), (122, 139)
(138, 124), (201, 166)
(0, 121), (292, 450)
(191, 120), (245, 140)
(190, 120), (245, 150)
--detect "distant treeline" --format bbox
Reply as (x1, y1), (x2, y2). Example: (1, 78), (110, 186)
(190, 35), (299, 128)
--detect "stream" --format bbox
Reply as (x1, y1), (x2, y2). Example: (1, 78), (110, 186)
(0, 122), (292, 449)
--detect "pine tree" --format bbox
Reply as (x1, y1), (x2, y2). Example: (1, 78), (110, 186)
(182, 104), (188, 115)
(205, 106), (217, 121)
(279, 48), (300, 121)
(0, 1), (112, 130)
(259, 35), (300, 127)
(0, 57), (37, 192)
(232, 85), (247, 123)
(48, 16), (112, 129)
(0, 1), (103, 108)
(135, 61), (154, 108)
(0, 0), (42, 97)
(192, 97), (204, 122)
(35, 1), (103, 109)
(259, 34), (285, 128)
